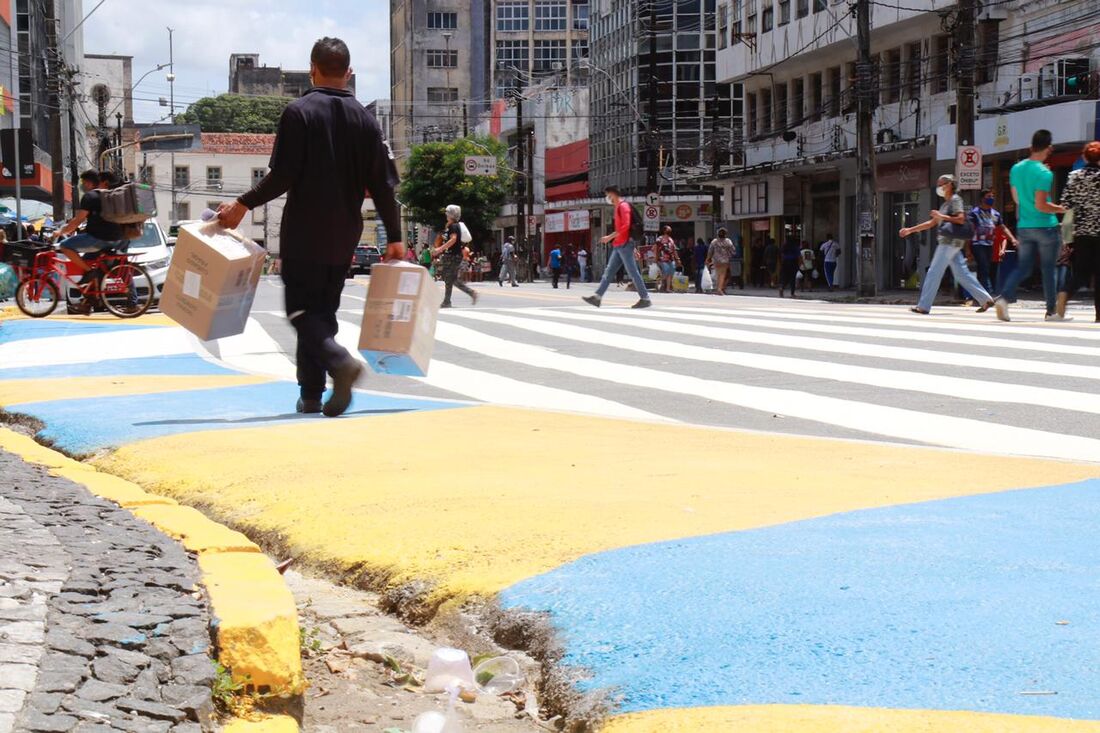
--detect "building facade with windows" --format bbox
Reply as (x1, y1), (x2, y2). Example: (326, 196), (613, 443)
(715, 0), (1100, 290)
(229, 53), (356, 99)
(491, 0), (589, 99)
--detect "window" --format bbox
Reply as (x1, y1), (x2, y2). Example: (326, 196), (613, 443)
(882, 48), (901, 104)
(535, 0), (567, 31)
(809, 72), (822, 122)
(977, 21), (999, 85)
(746, 92), (757, 137)
(844, 61), (857, 113)
(495, 75), (524, 99)
(427, 12), (458, 29)
(573, 1), (589, 30)
(778, 0), (790, 25)
(813, 0), (826, 11)
(252, 168), (267, 187)
(760, 87), (772, 134)
(139, 165), (155, 186)
(496, 40), (529, 70)
(427, 87), (459, 103)
(775, 83), (788, 130)
(206, 166), (222, 190)
(571, 39), (589, 63)
(718, 4), (728, 49)
(173, 165), (189, 188)
(253, 208), (265, 225)
(796, 0), (808, 18)
(905, 42), (922, 99)
(496, 2), (529, 31)
(733, 181), (768, 215)
(175, 202), (190, 221)
(827, 66), (841, 117)
(426, 49), (458, 67)
(762, 3), (773, 32)
(791, 78), (804, 126)
(931, 35), (950, 93)
(533, 39), (566, 71)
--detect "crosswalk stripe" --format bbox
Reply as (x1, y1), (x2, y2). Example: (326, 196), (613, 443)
(430, 319), (1100, 463)
(490, 308), (1100, 381)
(702, 305), (1100, 341)
(454, 309), (1100, 416)
(0, 328), (194, 369)
(195, 317), (297, 381)
(599, 308), (1100, 357)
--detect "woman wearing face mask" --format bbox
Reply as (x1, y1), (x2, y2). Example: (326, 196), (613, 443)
(902, 174), (995, 315)
(966, 188), (1017, 297)
(431, 204), (478, 308)
(1058, 141), (1100, 322)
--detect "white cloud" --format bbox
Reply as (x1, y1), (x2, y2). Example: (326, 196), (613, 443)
(83, 0), (390, 122)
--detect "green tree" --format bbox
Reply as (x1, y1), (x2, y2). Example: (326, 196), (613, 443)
(176, 94), (291, 133)
(399, 137), (514, 240)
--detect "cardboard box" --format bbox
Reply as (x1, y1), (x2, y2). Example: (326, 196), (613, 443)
(161, 222), (266, 341)
(358, 261), (439, 376)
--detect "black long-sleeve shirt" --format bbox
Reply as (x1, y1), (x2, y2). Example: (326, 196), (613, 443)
(239, 87), (401, 265)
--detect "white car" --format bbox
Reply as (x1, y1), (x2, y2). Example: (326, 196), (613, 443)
(66, 220), (172, 312)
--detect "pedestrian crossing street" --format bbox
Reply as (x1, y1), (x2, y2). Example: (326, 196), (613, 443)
(222, 289), (1100, 464)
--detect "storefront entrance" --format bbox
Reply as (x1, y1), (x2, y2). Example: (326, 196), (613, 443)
(887, 192), (922, 289)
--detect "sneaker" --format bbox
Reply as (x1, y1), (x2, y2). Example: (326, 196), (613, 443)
(1045, 313), (1073, 322)
(583, 295), (601, 308)
(296, 398), (323, 414)
(910, 306), (929, 315)
(994, 298), (1010, 322)
(440, 302), (452, 309)
(631, 299), (652, 309)
(498, 280), (503, 287)
(471, 290), (479, 306)
(323, 360), (365, 418)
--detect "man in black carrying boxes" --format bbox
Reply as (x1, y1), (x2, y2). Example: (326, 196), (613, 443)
(218, 38), (403, 418)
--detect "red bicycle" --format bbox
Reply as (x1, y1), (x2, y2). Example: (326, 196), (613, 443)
(4, 241), (154, 319)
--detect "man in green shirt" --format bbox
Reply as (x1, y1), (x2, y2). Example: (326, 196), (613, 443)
(995, 129), (1068, 321)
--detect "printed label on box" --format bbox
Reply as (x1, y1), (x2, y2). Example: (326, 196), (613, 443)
(391, 299), (414, 322)
(398, 271), (422, 296)
(182, 270), (202, 298)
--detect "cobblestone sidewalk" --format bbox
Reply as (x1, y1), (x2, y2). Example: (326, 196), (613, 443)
(0, 449), (215, 733)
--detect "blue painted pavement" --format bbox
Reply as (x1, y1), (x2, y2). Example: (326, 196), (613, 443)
(0, 355), (237, 381)
(502, 480), (1100, 720)
(0, 319), (155, 344)
(15, 381), (463, 454)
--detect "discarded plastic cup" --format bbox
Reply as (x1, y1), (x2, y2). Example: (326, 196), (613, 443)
(473, 656), (523, 694)
(424, 648), (476, 693)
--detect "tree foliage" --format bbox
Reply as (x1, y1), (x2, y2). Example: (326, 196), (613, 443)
(176, 94), (291, 133)
(399, 137), (514, 240)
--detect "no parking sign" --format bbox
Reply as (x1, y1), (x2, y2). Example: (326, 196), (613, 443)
(956, 146), (982, 190)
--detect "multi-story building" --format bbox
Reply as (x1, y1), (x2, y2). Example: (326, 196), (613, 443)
(80, 53), (132, 169)
(229, 53), (356, 99)
(715, 0), (1100, 290)
(490, 0), (589, 99)
(587, 0), (738, 244)
(390, 0), (491, 160)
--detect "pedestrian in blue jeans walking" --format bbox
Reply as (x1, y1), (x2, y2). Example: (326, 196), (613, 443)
(584, 185), (652, 309)
(995, 129), (1069, 322)
(903, 174), (994, 315)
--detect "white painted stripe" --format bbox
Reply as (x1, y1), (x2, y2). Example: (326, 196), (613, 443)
(604, 308), (1100, 358)
(331, 317), (668, 421)
(343, 294), (366, 302)
(0, 327), (194, 369)
(693, 305), (1100, 342)
(431, 319), (1100, 463)
(198, 317), (297, 381)
(447, 309), (1100, 416)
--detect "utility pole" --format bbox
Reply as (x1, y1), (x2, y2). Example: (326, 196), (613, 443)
(526, 126), (535, 280)
(46, 0), (65, 220)
(67, 74), (78, 198)
(168, 27), (177, 224)
(854, 0), (877, 297)
(115, 113), (123, 176)
(462, 103), (468, 138)
(710, 94), (721, 238)
(956, 0), (977, 204)
(646, 0), (658, 195)
(515, 96), (527, 279)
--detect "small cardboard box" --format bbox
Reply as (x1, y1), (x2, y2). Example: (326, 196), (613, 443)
(161, 222), (266, 341)
(358, 261), (439, 376)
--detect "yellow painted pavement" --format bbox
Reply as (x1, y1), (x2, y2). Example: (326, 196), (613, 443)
(94, 405), (1100, 600)
(0, 374), (271, 406)
(602, 705), (1100, 732)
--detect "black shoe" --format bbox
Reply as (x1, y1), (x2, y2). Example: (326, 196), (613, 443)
(296, 398), (323, 414)
(440, 302), (453, 309)
(631, 299), (653, 309)
(583, 295), (601, 308)
(323, 361), (364, 418)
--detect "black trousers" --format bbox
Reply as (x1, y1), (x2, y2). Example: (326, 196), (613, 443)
(441, 253), (475, 304)
(1064, 235), (1100, 319)
(780, 261), (798, 295)
(552, 266), (562, 287)
(281, 260), (355, 401)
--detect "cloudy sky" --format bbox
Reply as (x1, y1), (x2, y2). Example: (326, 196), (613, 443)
(83, 0), (389, 122)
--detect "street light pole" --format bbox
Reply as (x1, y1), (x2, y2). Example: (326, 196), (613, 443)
(168, 27), (177, 224)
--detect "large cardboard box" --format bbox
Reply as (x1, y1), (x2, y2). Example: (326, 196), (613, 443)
(161, 222), (266, 341)
(358, 261), (439, 376)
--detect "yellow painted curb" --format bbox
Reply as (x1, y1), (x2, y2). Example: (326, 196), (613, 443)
(0, 427), (303, 729)
(222, 714), (300, 733)
(200, 552), (305, 694)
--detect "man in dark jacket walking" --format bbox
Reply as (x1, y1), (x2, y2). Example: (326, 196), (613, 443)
(219, 38), (402, 418)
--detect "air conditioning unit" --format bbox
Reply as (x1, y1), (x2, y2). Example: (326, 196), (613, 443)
(1039, 58), (1091, 98)
(1018, 74), (1038, 102)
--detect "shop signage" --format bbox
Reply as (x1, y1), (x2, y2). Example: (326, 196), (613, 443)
(751, 219), (770, 232)
(463, 156), (497, 176)
(956, 146), (983, 190)
(644, 204), (660, 232)
(544, 212), (566, 233)
(566, 210), (590, 231)
(674, 204), (693, 220)
(876, 159), (929, 193)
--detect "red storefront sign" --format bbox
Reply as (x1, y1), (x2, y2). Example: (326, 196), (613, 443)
(877, 159), (930, 192)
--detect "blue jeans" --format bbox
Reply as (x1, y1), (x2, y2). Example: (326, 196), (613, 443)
(970, 244), (993, 293)
(824, 261), (837, 287)
(995, 250), (1017, 298)
(917, 242), (992, 312)
(595, 241), (650, 299)
(997, 227), (1059, 315)
(62, 232), (115, 255)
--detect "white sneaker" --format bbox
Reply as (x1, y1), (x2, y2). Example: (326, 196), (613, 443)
(994, 298), (1010, 322)
(1045, 313), (1073, 322)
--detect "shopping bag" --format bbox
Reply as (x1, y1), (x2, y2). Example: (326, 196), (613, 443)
(701, 266), (714, 292)
(1062, 209), (1075, 245)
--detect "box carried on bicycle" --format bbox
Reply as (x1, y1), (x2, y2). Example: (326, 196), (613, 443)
(100, 183), (157, 224)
